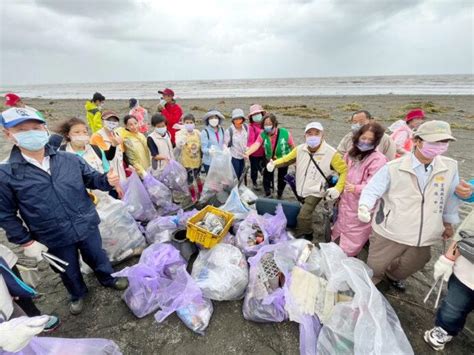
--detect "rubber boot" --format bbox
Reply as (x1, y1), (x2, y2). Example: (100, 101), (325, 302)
(189, 186), (197, 202)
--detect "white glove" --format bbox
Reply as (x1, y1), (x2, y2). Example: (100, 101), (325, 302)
(266, 160), (275, 173)
(209, 146), (217, 157)
(325, 187), (340, 201)
(0, 315), (49, 352)
(358, 205), (371, 223)
(23, 241), (48, 262)
(433, 255), (455, 282)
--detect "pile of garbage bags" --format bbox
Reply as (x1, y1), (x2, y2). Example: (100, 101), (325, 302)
(113, 243), (213, 335)
(145, 210), (197, 244)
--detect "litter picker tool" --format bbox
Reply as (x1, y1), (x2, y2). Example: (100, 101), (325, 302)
(41, 252), (69, 273)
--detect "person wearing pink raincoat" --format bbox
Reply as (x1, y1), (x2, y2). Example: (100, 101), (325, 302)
(332, 122), (387, 256)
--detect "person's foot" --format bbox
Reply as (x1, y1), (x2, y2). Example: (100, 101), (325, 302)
(375, 279), (391, 293)
(42, 315), (61, 333)
(113, 277), (129, 290)
(69, 299), (84, 315)
(386, 275), (406, 292)
(253, 182), (261, 191)
(277, 191), (283, 199)
(264, 190), (272, 198)
(424, 326), (453, 351)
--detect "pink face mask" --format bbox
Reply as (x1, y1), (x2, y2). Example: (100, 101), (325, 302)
(419, 141), (449, 159)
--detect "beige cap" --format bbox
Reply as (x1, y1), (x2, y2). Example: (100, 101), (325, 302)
(414, 120), (456, 142)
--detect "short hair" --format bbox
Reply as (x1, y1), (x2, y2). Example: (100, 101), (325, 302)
(151, 113), (167, 126)
(182, 113), (195, 123)
(92, 92), (105, 102)
(261, 113), (278, 129)
(123, 114), (137, 125)
(55, 117), (88, 142)
(348, 122), (385, 160)
(351, 110), (372, 121)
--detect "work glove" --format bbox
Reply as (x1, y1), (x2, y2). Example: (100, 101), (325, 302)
(0, 315), (49, 352)
(325, 187), (340, 201)
(357, 205), (371, 223)
(266, 160), (275, 173)
(23, 241), (48, 262)
(433, 255), (455, 282)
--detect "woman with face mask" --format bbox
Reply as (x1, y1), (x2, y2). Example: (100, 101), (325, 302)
(331, 122), (387, 256)
(200, 109), (225, 174)
(147, 113), (174, 178)
(118, 115), (151, 178)
(358, 120), (460, 292)
(90, 111), (126, 183)
(390, 108), (425, 158)
(246, 104), (266, 190)
(267, 122), (348, 240)
(245, 113), (295, 198)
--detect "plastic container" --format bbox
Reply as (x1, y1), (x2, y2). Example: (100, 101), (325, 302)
(255, 198), (301, 228)
(187, 206), (234, 248)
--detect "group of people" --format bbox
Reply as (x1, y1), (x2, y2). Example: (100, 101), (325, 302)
(0, 89), (472, 353)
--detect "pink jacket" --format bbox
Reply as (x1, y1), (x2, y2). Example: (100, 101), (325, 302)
(331, 151), (387, 256)
(390, 124), (413, 158)
(130, 106), (149, 134)
(247, 122), (265, 157)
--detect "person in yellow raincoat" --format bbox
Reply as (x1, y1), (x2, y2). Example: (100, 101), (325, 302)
(118, 114), (150, 177)
(85, 92), (105, 133)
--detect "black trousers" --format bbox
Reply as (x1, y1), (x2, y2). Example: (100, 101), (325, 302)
(249, 156), (265, 184)
(263, 166), (288, 195)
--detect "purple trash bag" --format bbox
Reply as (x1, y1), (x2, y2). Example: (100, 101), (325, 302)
(145, 209), (198, 244)
(10, 337), (122, 355)
(236, 204), (289, 257)
(122, 171), (157, 222)
(158, 160), (190, 196)
(142, 173), (180, 215)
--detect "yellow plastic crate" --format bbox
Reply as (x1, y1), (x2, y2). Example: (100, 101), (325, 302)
(186, 206), (234, 248)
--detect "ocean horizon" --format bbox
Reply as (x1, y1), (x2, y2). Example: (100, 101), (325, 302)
(1, 74), (472, 100)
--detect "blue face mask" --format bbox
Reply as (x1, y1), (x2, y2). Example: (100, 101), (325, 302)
(264, 125), (273, 133)
(13, 130), (49, 151)
(357, 142), (375, 152)
(155, 127), (167, 136)
(351, 123), (363, 133)
(252, 113), (263, 123)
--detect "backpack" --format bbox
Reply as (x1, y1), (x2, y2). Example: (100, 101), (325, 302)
(227, 124), (248, 148)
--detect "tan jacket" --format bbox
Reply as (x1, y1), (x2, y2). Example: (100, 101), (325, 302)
(338, 132), (396, 161)
(372, 154), (458, 246)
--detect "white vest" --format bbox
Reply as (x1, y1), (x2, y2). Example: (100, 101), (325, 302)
(372, 154), (458, 247)
(98, 128), (126, 182)
(149, 131), (174, 176)
(295, 142), (336, 198)
(66, 143), (104, 173)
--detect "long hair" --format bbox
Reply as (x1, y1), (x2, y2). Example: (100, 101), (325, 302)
(348, 122), (385, 160)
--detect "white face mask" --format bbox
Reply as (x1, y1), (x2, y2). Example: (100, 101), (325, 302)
(252, 113), (263, 123)
(70, 135), (90, 144)
(104, 120), (119, 130)
(209, 118), (219, 127)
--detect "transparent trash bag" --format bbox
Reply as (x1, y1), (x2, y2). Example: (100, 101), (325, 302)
(10, 337), (122, 355)
(221, 186), (251, 220)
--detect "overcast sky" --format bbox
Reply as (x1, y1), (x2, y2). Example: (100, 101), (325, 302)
(0, 0), (472, 85)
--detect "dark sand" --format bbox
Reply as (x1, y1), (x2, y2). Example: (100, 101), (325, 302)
(1, 95), (473, 354)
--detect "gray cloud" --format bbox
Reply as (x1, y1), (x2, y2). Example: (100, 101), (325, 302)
(1, 0), (472, 85)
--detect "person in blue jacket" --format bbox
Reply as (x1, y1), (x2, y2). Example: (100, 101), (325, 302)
(0, 107), (128, 316)
(200, 109), (225, 173)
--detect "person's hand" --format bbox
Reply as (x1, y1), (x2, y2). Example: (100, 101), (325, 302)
(442, 223), (454, 240)
(116, 185), (125, 199)
(325, 187), (340, 201)
(433, 255), (454, 282)
(107, 168), (120, 187)
(455, 179), (473, 200)
(109, 132), (122, 147)
(344, 183), (356, 193)
(0, 315), (49, 352)
(22, 241), (48, 262)
(358, 205), (371, 223)
(266, 160), (275, 172)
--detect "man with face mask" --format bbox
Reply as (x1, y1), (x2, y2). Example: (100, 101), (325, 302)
(338, 110), (396, 161)
(358, 120), (460, 292)
(268, 122), (348, 240)
(0, 107), (127, 315)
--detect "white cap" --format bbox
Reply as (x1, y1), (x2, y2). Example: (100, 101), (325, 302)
(231, 108), (245, 120)
(304, 122), (324, 133)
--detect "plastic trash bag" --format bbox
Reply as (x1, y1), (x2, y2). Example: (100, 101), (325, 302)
(122, 171), (157, 222)
(158, 159), (190, 196)
(221, 187), (251, 220)
(145, 210), (198, 244)
(191, 244), (249, 301)
(10, 337), (122, 355)
(113, 244), (213, 334)
(199, 149), (238, 205)
(316, 243), (414, 355)
(239, 184), (258, 205)
(96, 192), (146, 262)
(142, 173), (180, 215)
(236, 204), (289, 257)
